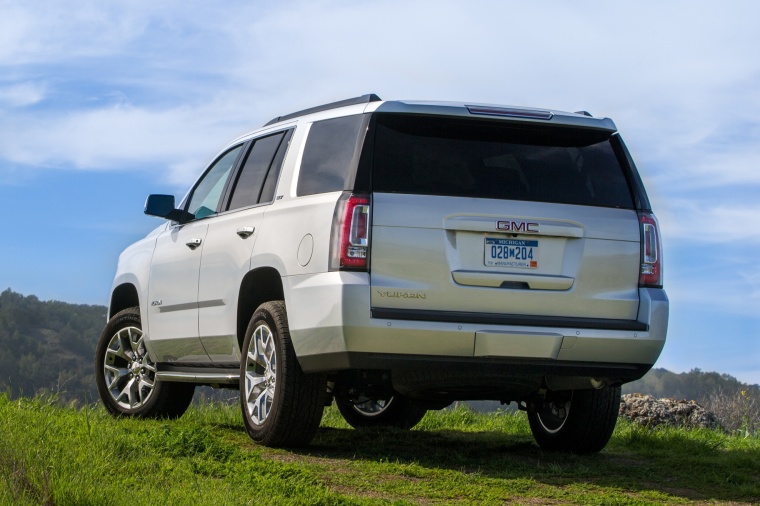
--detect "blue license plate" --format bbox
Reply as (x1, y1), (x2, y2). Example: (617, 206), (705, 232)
(485, 238), (538, 268)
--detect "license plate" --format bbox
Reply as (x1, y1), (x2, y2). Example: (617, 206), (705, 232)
(485, 238), (538, 268)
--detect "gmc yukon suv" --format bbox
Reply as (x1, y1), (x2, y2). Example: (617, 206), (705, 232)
(95, 94), (668, 453)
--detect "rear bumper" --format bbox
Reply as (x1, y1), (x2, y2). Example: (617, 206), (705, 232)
(286, 272), (668, 381)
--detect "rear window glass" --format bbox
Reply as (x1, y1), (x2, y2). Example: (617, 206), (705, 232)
(371, 114), (634, 209)
(297, 114), (367, 196)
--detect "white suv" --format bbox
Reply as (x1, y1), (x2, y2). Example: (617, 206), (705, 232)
(95, 94), (668, 453)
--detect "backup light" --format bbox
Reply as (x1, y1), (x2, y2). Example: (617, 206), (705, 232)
(639, 212), (663, 287)
(330, 193), (370, 271)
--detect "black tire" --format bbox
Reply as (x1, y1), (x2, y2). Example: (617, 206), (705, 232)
(528, 385), (621, 454)
(335, 393), (427, 430)
(240, 301), (326, 447)
(95, 307), (195, 419)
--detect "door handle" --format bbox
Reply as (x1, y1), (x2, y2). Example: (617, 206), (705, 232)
(236, 226), (255, 238)
(186, 238), (203, 250)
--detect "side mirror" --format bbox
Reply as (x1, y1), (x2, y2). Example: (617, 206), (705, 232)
(144, 194), (194, 224)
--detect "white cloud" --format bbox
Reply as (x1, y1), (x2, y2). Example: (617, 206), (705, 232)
(657, 199), (760, 244)
(0, 82), (46, 107)
(0, 98), (257, 186)
(1, 1), (759, 206)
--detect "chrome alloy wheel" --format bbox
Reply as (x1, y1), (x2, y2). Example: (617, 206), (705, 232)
(103, 326), (156, 410)
(351, 396), (394, 417)
(244, 324), (277, 425)
(536, 392), (573, 434)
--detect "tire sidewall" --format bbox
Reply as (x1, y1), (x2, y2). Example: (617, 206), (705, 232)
(528, 386), (620, 454)
(240, 306), (283, 442)
(95, 308), (163, 417)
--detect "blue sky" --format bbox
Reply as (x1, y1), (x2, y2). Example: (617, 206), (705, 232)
(1, 1), (758, 384)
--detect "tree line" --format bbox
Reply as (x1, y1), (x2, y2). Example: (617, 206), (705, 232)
(0, 288), (757, 405)
(0, 288), (105, 402)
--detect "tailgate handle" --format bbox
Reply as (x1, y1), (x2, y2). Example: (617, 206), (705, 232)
(500, 281), (530, 290)
(452, 270), (574, 291)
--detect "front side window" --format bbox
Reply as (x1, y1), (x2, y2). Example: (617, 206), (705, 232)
(187, 145), (243, 219)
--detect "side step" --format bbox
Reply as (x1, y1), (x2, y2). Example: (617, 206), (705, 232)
(156, 363), (239, 385)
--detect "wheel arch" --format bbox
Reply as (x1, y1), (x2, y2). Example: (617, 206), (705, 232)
(237, 267), (285, 350)
(109, 283), (140, 319)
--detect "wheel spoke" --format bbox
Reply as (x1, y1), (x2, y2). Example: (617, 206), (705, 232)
(246, 373), (267, 397)
(128, 328), (142, 354)
(253, 388), (271, 423)
(117, 330), (136, 361)
(128, 378), (141, 408)
(117, 378), (136, 406)
(104, 365), (128, 389)
(265, 346), (275, 374)
(107, 339), (130, 362)
(248, 350), (266, 370)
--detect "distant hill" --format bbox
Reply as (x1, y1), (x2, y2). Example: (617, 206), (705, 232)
(623, 367), (759, 399)
(0, 289), (106, 402)
(0, 288), (757, 406)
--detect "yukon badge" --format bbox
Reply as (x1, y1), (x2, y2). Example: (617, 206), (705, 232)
(497, 220), (539, 233)
(377, 291), (427, 300)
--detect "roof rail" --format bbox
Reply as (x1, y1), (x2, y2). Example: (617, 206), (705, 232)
(264, 93), (382, 126)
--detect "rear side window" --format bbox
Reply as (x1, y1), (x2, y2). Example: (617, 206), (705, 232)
(259, 129), (293, 203)
(297, 114), (368, 196)
(227, 130), (290, 211)
(371, 114), (634, 209)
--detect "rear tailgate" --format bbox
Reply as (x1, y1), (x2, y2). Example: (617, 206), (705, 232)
(367, 112), (642, 326)
(370, 194), (640, 321)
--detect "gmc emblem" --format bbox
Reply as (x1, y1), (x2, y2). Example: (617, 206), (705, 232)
(496, 221), (539, 233)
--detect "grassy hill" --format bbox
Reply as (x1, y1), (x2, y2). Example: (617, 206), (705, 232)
(1, 396), (758, 505)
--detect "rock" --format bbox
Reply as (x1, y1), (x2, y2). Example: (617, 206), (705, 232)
(619, 393), (722, 430)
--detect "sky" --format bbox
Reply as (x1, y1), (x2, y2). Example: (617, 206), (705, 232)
(1, 0), (758, 384)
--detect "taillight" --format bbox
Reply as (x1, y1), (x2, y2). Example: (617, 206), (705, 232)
(639, 212), (663, 287)
(330, 192), (370, 271)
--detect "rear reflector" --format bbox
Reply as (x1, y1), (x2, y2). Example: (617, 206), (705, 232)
(330, 192), (370, 271)
(639, 212), (663, 287)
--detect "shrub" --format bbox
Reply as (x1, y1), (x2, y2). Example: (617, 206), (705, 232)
(700, 388), (760, 436)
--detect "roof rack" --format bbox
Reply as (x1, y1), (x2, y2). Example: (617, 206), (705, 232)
(264, 93), (382, 126)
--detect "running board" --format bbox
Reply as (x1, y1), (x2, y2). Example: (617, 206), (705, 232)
(155, 364), (239, 385)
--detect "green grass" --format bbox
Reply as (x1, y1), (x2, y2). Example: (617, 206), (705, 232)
(1, 395), (758, 505)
